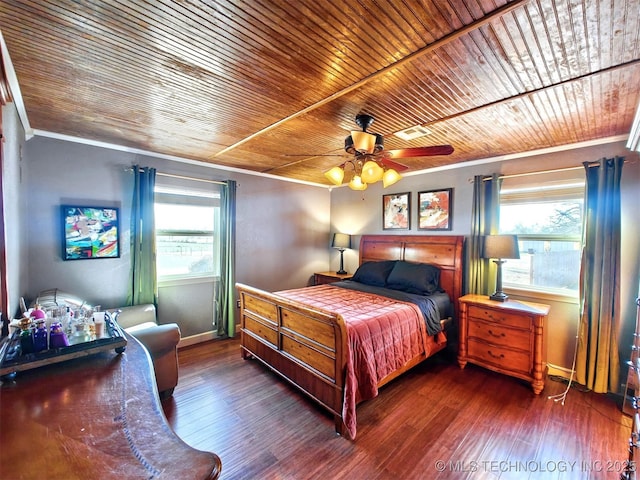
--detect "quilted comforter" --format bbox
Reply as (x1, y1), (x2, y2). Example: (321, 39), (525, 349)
(276, 284), (446, 439)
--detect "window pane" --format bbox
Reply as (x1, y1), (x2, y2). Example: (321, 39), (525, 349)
(503, 240), (581, 293)
(500, 198), (583, 295)
(156, 234), (216, 277)
(155, 203), (214, 231)
(155, 202), (217, 278)
(500, 201), (582, 235)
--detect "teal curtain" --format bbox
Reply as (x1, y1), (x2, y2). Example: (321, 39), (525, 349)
(576, 157), (624, 393)
(216, 180), (236, 337)
(465, 174), (501, 295)
(127, 165), (158, 307)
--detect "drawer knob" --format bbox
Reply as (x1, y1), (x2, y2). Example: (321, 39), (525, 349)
(488, 350), (505, 360)
(487, 329), (506, 339)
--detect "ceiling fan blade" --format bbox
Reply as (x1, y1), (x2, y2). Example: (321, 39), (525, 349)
(386, 145), (454, 158)
(380, 158), (409, 172)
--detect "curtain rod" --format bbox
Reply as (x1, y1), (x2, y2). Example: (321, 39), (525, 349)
(127, 167), (228, 185)
(156, 171), (228, 185)
(498, 165), (583, 180)
(476, 158), (632, 182)
(473, 165), (581, 182)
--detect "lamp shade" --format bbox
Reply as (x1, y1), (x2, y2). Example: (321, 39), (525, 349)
(350, 131), (377, 154)
(332, 233), (351, 250)
(482, 235), (520, 259)
(348, 175), (367, 190)
(361, 160), (384, 183)
(324, 166), (344, 185)
(382, 168), (402, 188)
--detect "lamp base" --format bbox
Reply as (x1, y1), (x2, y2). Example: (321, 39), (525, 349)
(336, 249), (347, 276)
(489, 291), (509, 302)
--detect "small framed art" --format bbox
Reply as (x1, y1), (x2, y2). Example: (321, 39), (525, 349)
(61, 205), (120, 260)
(418, 188), (453, 231)
(382, 192), (411, 230)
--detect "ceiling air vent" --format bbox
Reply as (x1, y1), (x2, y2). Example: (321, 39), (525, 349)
(394, 125), (432, 141)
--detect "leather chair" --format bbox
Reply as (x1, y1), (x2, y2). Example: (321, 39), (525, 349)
(111, 304), (181, 397)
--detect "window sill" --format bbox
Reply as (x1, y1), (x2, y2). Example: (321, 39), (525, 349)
(159, 275), (218, 287)
(503, 285), (579, 305)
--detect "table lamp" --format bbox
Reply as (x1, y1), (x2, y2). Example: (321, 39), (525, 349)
(332, 233), (351, 275)
(483, 234), (520, 302)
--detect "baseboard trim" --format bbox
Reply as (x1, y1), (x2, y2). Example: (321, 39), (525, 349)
(178, 324), (240, 348)
(547, 362), (575, 380)
(178, 331), (218, 348)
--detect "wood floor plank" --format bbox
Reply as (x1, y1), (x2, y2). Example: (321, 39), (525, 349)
(162, 338), (632, 480)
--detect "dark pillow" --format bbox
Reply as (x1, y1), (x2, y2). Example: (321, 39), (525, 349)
(386, 261), (440, 295)
(352, 260), (397, 287)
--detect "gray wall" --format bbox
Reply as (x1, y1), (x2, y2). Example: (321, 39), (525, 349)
(331, 139), (640, 379)
(20, 136), (330, 337)
(1, 101), (27, 320)
(23, 137), (134, 308)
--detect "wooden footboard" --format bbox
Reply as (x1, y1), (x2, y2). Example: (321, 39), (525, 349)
(236, 234), (465, 438)
(236, 283), (349, 435)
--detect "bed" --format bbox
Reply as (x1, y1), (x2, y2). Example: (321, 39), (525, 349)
(236, 234), (464, 439)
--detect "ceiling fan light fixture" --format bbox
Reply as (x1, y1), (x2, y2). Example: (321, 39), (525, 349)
(361, 160), (384, 183)
(382, 169), (402, 188)
(374, 134), (384, 153)
(350, 131), (377, 154)
(326, 114), (451, 189)
(344, 135), (355, 154)
(349, 175), (368, 191)
(324, 166), (345, 185)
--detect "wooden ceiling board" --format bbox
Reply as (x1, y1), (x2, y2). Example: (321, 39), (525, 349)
(1, 0), (638, 186)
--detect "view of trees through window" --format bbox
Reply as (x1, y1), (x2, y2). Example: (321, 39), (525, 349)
(499, 200), (583, 294)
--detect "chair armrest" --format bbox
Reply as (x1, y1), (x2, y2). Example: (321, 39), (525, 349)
(111, 304), (157, 329)
(127, 323), (181, 357)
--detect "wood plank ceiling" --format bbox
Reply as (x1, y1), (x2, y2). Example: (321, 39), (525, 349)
(1, 0), (639, 186)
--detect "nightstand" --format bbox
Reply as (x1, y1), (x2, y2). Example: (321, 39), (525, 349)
(458, 294), (550, 394)
(314, 271), (353, 285)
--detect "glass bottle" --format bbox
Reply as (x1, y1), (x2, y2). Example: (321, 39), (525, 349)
(49, 321), (69, 348)
(70, 309), (89, 343)
(61, 306), (71, 334)
(19, 319), (34, 355)
(33, 320), (48, 352)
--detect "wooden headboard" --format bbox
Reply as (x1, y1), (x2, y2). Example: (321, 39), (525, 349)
(359, 235), (465, 319)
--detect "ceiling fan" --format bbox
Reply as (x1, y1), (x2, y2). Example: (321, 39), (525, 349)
(325, 114), (454, 190)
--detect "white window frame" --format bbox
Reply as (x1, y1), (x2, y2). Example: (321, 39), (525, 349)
(499, 177), (584, 300)
(154, 186), (220, 284)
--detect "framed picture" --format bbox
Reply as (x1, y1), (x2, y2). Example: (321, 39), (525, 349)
(418, 188), (453, 230)
(382, 192), (411, 230)
(61, 205), (120, 260)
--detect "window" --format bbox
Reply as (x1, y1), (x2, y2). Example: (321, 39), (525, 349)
(499, 172), (584, 296)
(155, 187), (220, 280)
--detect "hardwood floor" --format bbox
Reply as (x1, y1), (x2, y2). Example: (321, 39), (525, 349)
(161, 338), (631, 480)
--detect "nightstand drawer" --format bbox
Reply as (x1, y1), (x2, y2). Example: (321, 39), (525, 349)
(467, 339), (531, 374)
(314, 272), (352, 285)
(468, 305), (532, 330)
(467, 320), (531, 349)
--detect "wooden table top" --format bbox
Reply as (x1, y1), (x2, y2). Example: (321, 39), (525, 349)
(0, 332), (221, 480)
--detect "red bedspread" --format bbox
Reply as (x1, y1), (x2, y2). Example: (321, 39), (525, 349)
(276, 284), (445, 439)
